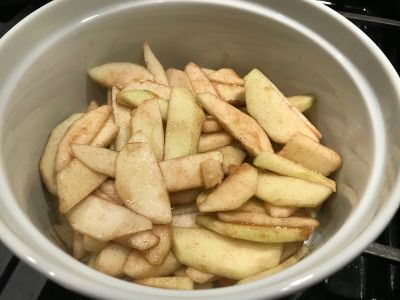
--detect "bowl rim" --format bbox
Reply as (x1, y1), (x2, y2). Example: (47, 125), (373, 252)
(0, 0), (399, 299)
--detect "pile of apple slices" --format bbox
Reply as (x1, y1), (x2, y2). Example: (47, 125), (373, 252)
(40, 40), (342, 290)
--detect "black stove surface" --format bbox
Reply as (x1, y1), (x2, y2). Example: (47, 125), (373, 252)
(0, 1), (399, 299)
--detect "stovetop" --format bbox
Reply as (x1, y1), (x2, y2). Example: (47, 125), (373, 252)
(0, 1), (399, 299)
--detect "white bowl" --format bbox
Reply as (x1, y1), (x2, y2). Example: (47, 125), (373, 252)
(0, 0), (400, 299)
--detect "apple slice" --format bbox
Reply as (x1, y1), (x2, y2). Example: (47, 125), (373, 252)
(135, 276), (194, 290)
(95, 243), (130, 277)
(98, 180), (123, 205)
(197, 163), (257, 212)
(72, 232), (86, 260)
(143, 225), (172, 265)
(122, 80), (171, 99)
(57, 159), (108, 213)
(82, 235), (107, 252)
(143, 40), (169, 86)
(238, 198), (267, 214)
(115, 143), (171, 224)
(198, 131), (234, 153)
(164, 87), (205, 160)
(67, 195), (152, 241)
(196, 215), (314, 243)
(244, 69), (318, 143)
(214, 83), (245, 106)
(160, 151), (223, 192)
(185, 62), (218, 96)
(208, 68), (243, 86)
(166, 68), (194, 92)
(170, 188), (202, 205)
(90, 117), (119, 148)
(53, 223), (74, 249)
(117, 90), (156, 108)
(216, 211), (320, 228)
(238, 246), (309, 284)
(186, 267), (215, 284)
(72, 144), (117, 177)
(172, 227), (282, 280)
(216, 145), (247, 174)
(86, 100), (99, 112)
(280, 242), (304, 262)
(131, 99), (164, 161)
(124, 251), (181, 279)
(172, 213), (198, 228)
(287, 95), (314, 113)
(264, 203), (299, 217)
(88, 62), (154, 89)
(279, 133), (342, 176)
(201, 68), (215, 76)
(257, 172), (333, 207)
(254, 151), (336, 191)
(40, 113), (83, 194)
(55, 105), (111, 172)
(111, 87), (131, 151)
(197, 92), (273, 156)
(202, 116), (222, 133)
(115, 231), (159, 251)
(200, 158), (224, 189)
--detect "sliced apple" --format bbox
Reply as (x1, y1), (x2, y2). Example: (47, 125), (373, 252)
(197, 163), (257, 212)
(201, 68), (215, 76)
(170, 188), (202, 205)
(186, 267), (215, 284)
(208, 68), (243, 86)
(185, 62), (218, 96)
(257, 172), (333, 208)
(143, 225), (172, 265)
(40, 113), (83, 194)
(160, 151), (223, 192)
(115, 231), (159, 251)
(124, 251), (181, 279)
(53, 222), (74, 249)
(216, 145), (247, 174)
(72, 232), (86, 260)
(122, 80), (171, 99)
(86, 100), (99, 112)
(143, 40), (169, 85)
(254, 151), (336, 191)
(172, 213), (198, 228)
(172, 227), (282, 280)
(287, 95), (314, 113)
(197, 92), (273, 156)
(135, 276), (194, 290)
(200, 158), (224, 189)
(115, 143), (171, 224)
(57, 159), (108, 213)
(164, 87), (205, 160)
(111, 87), (131, 151)
(117, 90), (156, 108)
(238, 246), (309, 284)
(196, 215), (313, 243)
(217, 211), (319, 228)
(280, 242), (303, 262)
(90, 117), (119, 148)
(88, 62), (154, 89)
(279, 133), (342, 176)
(264, 203), (299, 218)
(202, 116), (222, 133)
(214, 83), (245, 106)
(198, 131), (234, 153)
(95, 243), (130, 277)
(82, 235), (108, 252)
(166, 68), (194, 92)
(55, 105), (111, 172)
(244, 69), (318, 143)
(72, 144), (117, 177)
(67, 195), (152, 241)
(98, 180), (123, 205)
(238, 198), (266, 214)
(130, 99), (164, 160)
